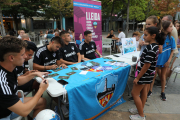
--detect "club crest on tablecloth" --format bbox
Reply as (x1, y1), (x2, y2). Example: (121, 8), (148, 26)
(95, 74), (118, 108)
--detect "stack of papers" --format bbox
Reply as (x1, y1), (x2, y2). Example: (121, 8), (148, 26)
(105, 61), (128, 67)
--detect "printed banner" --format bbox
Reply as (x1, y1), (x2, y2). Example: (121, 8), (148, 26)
(122, 37), (137, 55)
(73, 0), (102, 54)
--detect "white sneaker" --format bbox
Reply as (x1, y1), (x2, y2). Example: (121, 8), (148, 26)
(129, 114), (146, 120)
(129, 108), (138, 115)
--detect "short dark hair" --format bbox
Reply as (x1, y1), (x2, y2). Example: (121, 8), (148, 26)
(164, 15), (173, 21)
(51, 36), (65, 47)
(84, 30), (92, 36)
(0, 36), (27, 62)
(60, 31), (70, 37)
(118, 28), (122, 32)
(25, 41), (37, 52)
(48, 30), (53, 34)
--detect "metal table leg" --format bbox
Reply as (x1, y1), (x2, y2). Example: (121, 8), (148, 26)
(58, 97), (65, 120)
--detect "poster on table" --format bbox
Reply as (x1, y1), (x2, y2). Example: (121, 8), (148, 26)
(73, 0), (102, 54)
(121, 37), (137, 55)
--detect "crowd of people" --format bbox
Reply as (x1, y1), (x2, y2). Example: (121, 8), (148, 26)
(0, 29), (102, 120)
(0, 14), (180, 120)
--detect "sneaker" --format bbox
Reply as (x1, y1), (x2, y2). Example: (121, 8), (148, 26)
(161, 92), (167, 101)
(129, 108), (138, 115)
(147, 91), (152, 98)
(128, 97), (134, 101)
(129, 114), (146, 120)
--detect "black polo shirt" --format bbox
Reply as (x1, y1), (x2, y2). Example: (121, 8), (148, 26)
(0, 66), (19, 118)
(16, 61), (29, 76)
(33, 45), (60, 66)
(59, 42), (80, 62)
(79, 41), (97, 59)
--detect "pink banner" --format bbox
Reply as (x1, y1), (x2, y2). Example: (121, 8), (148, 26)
(73, 0), (102, 54)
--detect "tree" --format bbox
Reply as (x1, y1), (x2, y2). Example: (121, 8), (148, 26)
(2, 0), (50, 31)
(44, 0), (73, 29)
(100, 0), (123, 30)
(0, 0), (19, 37)
(152, 0), (180, 17)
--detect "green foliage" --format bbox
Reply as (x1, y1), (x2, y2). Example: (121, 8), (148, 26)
(2, 0), (50, 17)
(100, 0), (150, 21)
(44, 0), (73, 19)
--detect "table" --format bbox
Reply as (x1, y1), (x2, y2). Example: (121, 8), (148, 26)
(105, 51), (140, 95)
(36, 58), (131, 120)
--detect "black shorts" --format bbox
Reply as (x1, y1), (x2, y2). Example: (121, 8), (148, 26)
(137, 78), (153, 85)
(18, 79), (35, 92)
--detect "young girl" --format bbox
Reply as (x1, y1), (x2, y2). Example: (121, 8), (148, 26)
(156, 21), (176, 101)
(137, 16), (163, 98)
(129, 26), (165, 120)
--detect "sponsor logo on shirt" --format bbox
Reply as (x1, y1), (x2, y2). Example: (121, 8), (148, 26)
(45, 57), (48, 60)
(53, 53), (56, 57)
(65, 51), (76, 58)
(91, 44), (94, 48)
(44, 59), (57, 66)
(64, 50), (67, 52)
(86, 48), (88, 50)
(71, 46), (74, 50)
(86, 49), (95, 54)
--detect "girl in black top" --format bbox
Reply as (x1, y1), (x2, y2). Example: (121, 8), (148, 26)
(129, 27), (165, 120)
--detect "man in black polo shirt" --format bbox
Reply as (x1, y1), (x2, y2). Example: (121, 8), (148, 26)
(33, 36), (67, 71)
(16, 41), (40, 96)
(79, 30), (102, 60)
(0, 36), (49, 119)
(60, 31), (81, 65)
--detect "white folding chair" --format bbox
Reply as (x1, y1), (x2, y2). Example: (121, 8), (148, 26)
(169, 65), (180, 83)
(102, 38), (112, 55)
(12, 90), (28, 120)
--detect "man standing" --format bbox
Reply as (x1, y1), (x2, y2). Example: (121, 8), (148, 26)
(79, 30), (102, 61)
(0, 36), (48, 119)
(33, 36), (67, 71)
(60, 31), (81, 65)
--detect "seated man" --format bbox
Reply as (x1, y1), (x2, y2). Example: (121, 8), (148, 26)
(0, 36), (49, 119)
(46, 30), (55, 39)
(16, 41), (40, 96)
(60, 31), (81, 65)
(21, 34), (31, 41)
(17, 30), (25, 39)
(33, 36), (67, 71)
(114, 28), (126, 52)
(79, 30), (102, 61)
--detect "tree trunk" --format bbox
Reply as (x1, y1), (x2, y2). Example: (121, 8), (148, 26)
(0, 6), (6, 37)
(110, 0), (115, 30)
(13, 14), (19, 31)
(125, 0), (130, 37)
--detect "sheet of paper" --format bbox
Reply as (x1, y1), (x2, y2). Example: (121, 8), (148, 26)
(79, 71), (88, 75)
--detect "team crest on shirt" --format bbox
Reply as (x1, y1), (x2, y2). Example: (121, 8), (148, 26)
(86, 48), (88, 50)
(64, 50), (67, 52)
(71, 46), (74, 50)
(53, 53), (56, 57)
(166, 41), (169, 45)
(91, 44), (94, 48)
